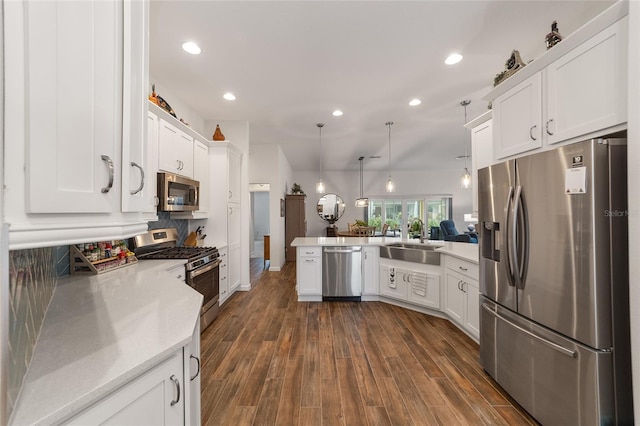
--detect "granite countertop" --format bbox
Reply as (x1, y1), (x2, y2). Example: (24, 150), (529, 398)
(9, 259), (203, 426)
(291, 237), (479, 264)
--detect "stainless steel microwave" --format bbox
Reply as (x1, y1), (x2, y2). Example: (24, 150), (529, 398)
(157, 173), (199, 212)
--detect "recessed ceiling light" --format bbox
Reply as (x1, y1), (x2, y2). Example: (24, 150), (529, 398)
(223, 92), (236, 101)
(409, 99), (422, 106)
(181, 41), (202, 55)
(445, 53), (463, 65)
(332, 110), (343, 117)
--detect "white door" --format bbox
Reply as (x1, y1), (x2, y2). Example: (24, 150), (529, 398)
(493, 73), (542, 159)
(194, 141), (209, 213)
(444, 271), (465, 323)
(228, 149), (242, 203)
(158, 119), (194, 177)
(228, 204), (241, 290)
(26, 0), (122, 213)
(121, 0), (149, 212)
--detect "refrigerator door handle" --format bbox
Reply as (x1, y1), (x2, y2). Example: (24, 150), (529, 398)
(504, 186), (516, 287)
(481, 303), (577, 358)
(512, 185), (527, 289)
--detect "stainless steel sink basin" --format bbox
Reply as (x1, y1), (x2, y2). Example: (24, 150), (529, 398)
(379, 243), (441, 265)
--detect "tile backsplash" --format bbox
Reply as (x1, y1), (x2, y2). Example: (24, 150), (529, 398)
(148, 212), (189, 245)
(8, 247), (58, 415)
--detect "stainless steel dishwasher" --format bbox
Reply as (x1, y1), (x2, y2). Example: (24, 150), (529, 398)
(322, 246), (362, 301)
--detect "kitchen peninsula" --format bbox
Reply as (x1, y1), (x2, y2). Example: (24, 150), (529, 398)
(9, 260), (203, 426)
(291, 236), (480, 340)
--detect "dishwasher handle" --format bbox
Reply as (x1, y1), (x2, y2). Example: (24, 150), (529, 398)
(324, 247), (362, 254)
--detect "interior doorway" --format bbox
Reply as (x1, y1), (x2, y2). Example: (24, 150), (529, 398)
(249, 184), (270, 271)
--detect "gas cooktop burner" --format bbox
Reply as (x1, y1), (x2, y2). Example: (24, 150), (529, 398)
(132, 228), (219, 270)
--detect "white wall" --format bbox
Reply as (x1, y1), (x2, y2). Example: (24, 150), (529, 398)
(148, 75), (206, 135)
(292, 168), (473, 237)
(627, 1), (639, 419)
(248, 144), (294, 271)
(252, 192), (270, 239)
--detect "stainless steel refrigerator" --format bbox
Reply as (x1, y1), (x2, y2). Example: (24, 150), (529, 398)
(478, 137), (633, 426)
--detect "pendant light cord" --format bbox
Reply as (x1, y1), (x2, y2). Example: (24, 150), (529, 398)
(461, 100), (470, 169)
(317, 123), (324, 180)
(386, 122), (393, 177)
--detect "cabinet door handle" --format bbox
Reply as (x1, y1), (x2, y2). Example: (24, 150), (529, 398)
(190, 355), (201, 381)
(458, 266), (468, 272)
(130, 162), (145, 195)
(229, 206), (233, 215)
(457, 280), (462, 291)
(170, 374), (181, 406)
(529, 125), (537, 141)
(546, 119), (554, 135)
(229, 190), (233, 199)
(461, 281), (467, 293)
(100, 155), (114, 193)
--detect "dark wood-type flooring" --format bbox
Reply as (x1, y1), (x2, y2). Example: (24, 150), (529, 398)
(200, 258), (537, 425)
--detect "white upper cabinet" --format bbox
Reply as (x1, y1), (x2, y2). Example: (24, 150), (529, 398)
(545, 18), (627, 145)
(158, 118), (195, 178)
(122, 0), (152, 213)
(25, 0), (123, 213)
(488, 6), (628, 160)
(193, 141), (209, 214)
(4, 0), (149, 248)
(493, 73), (543, 159)
(228, 149), (242, 203)
(468, 112), (493, 214)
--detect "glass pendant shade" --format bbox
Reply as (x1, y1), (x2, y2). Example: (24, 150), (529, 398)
(460, 100), (471, 189)
(386, 176), (395, 193)
(316, 180), (325, 194)
(355, 197), (369, 208)
(461, 168), (471, 188)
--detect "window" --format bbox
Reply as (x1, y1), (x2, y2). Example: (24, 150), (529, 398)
(367, 196), (452, 238)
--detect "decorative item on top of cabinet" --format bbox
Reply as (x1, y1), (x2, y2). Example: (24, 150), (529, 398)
(493, 49), (527, 87)
(212, 124), (225, 141)
(291, 183), (304, 195)
(148, 83), (159, 105)
(545, 21), (563, 49)
(156, 93), (176, 118)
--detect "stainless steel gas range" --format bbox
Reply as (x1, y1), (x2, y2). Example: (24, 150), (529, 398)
(133, 228), (220, 332)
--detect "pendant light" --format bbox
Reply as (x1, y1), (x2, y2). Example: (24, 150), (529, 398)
(460, 100), (472, 189)
(315, 123), (325, 194)
(385, 121), (395, 192)
(355, 156), (369, 207)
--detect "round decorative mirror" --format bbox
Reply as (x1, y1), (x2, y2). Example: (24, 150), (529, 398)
(317, 193), (345, 224)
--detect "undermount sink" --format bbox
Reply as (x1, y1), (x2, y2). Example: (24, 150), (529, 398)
(379, 243), (441, 265)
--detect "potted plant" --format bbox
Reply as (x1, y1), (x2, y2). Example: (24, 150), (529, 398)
(291, 183), (304, 195)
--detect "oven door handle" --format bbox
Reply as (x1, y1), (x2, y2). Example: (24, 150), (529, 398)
(189, 259), (221, 279)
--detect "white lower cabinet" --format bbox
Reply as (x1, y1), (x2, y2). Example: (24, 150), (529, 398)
(297, 247), (322, 297)
(443, 255), (480, 340)
(362, 246), (379, 296)
(186, 321), (201, 426)
(65, 351), (185, 425)
(379, 258), (440, 309)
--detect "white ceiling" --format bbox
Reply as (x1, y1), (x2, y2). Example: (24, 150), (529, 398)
(149, 0), (614, 172)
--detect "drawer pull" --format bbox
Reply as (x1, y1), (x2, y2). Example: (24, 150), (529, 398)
(458, 266), (468, 272)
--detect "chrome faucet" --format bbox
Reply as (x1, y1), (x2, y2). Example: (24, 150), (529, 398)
(409, 218), (426, 243)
